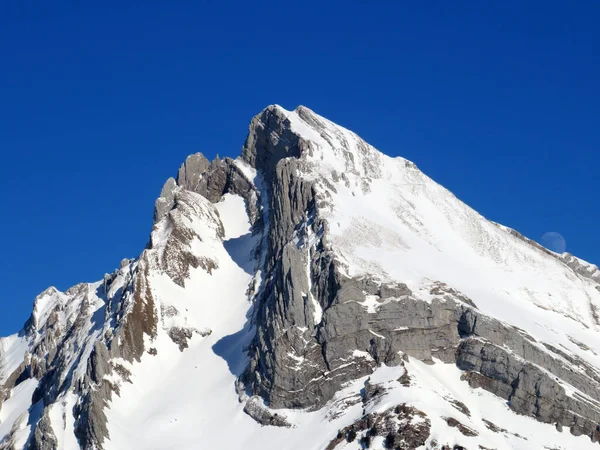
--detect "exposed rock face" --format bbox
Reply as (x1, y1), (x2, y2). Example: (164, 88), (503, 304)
(177, 153), (210, 192)
(242, 397), (292, 428)
(457, 338), (600, 439)
(150, 189), (223, 287)
(186, 156), (256, 206)
(241, 110), (334, 408)
(168, 326), (211, 351)
(154, 150), (260, 227)
(154, 177), (177, 223)
(325, 404), (432, 450)
(29, 409), (58, 450)
(241, 105), (305, 181)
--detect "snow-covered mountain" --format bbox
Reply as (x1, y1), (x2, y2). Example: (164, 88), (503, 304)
(2, 105), (600, 450)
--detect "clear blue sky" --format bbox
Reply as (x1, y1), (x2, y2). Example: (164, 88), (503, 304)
(1, 1), (598, 336)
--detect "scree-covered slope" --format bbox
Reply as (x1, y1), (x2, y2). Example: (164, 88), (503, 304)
(2, 105), (600, 450)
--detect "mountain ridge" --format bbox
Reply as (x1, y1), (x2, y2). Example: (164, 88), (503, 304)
(2, 105), (600, 450)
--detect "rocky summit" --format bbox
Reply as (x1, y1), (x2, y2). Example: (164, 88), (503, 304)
(2, 105), (600, 450)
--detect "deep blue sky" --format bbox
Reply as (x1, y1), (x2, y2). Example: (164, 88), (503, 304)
(1, 1), (598, 335)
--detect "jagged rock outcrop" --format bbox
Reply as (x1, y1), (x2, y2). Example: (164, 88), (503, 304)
(325, 404), (432, 450)
(29, 409), (58, 450)
(177, 153), (210, 192)
(0, 248), (167, 449)
(154, 152), (261, 228)
(150, 189), (223, 287)
(241, 105), (305, 181)
(154, 177), (177, 223)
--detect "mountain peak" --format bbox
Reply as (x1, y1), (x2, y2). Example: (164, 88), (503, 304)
(3, 105), (600, 450)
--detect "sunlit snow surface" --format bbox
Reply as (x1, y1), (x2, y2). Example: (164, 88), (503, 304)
(285, 105), (600, 372)
(3, 106), (600, 449)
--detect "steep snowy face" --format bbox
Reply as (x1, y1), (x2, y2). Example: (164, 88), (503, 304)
(277, 106), (599, 320)
(2, 104), (600, 450)
(291, 105), (600, 330)
(241, 105), (600, 447)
